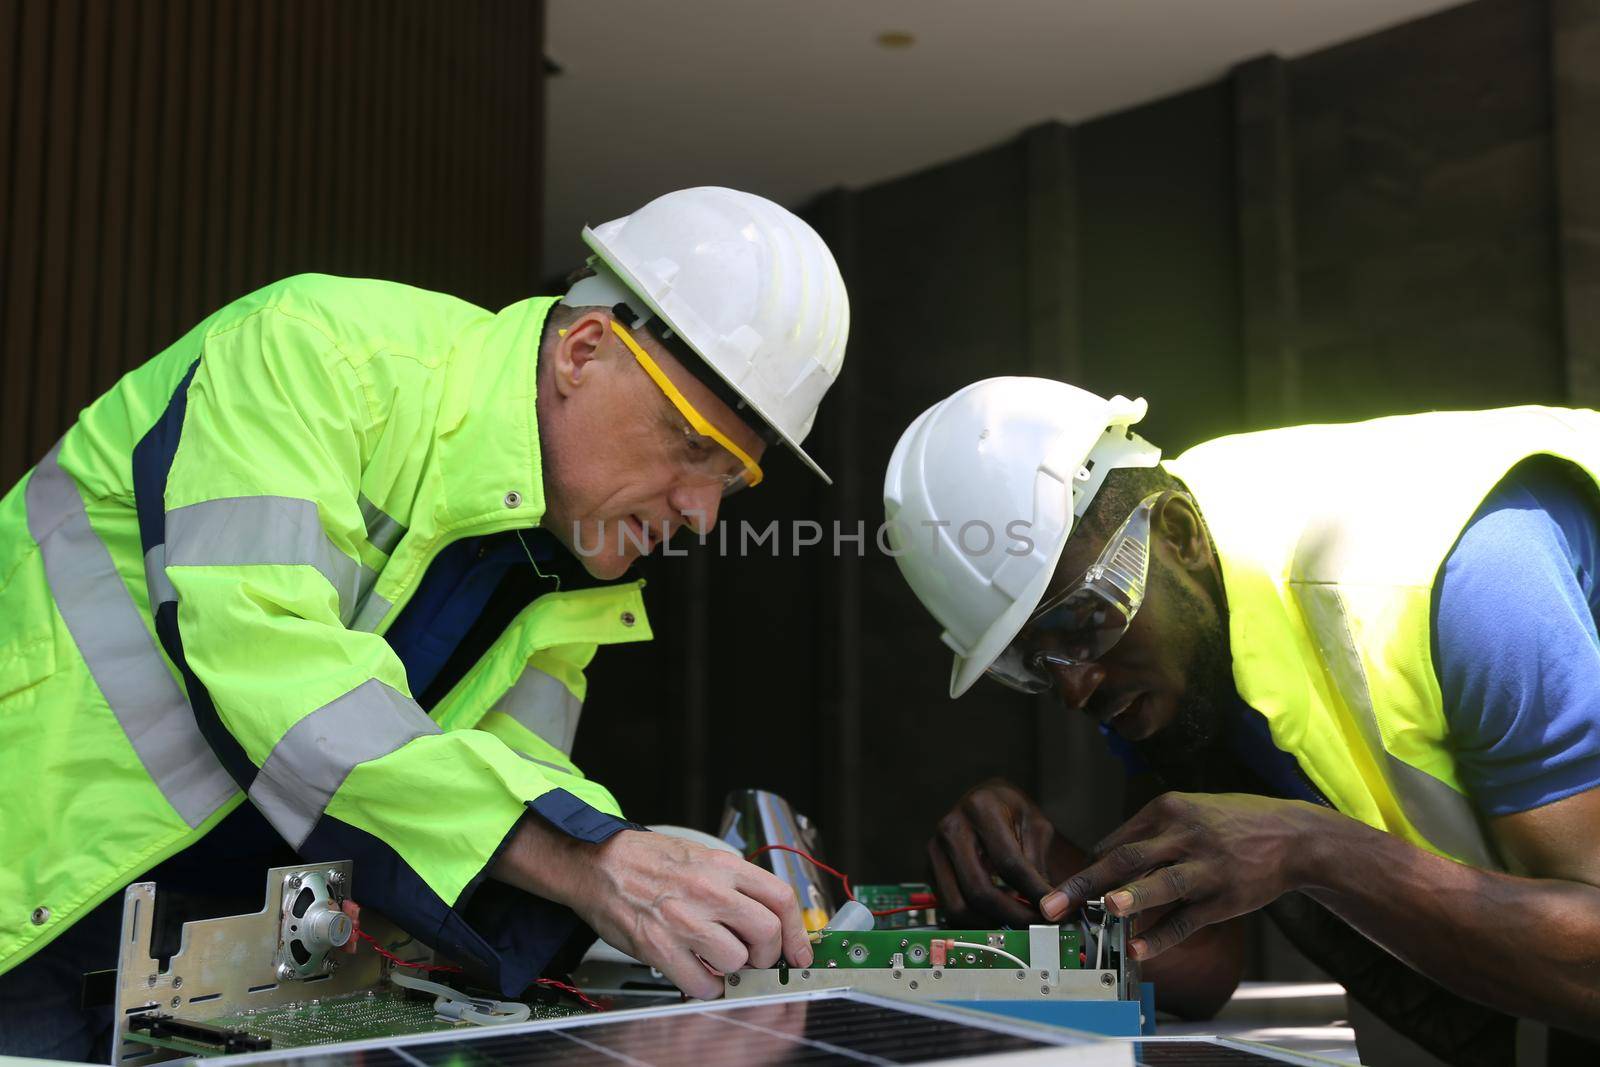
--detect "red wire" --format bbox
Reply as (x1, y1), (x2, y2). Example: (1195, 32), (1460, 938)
(744, 844), (945, 918)
(533, 978), (605, 1013)
(746, 844), (855, 902)
(356, 929), (603, 1011)
(358, 929), (462, 972)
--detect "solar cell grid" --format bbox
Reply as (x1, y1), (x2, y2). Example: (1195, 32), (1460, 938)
(212, 992), (1074, 1067)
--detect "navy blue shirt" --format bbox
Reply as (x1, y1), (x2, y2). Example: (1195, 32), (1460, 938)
(1109, 461), (1600, 817)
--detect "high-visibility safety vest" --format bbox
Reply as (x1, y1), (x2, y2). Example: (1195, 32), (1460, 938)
(1166, 406), (1600, 870)
(0, 276), (653, 989)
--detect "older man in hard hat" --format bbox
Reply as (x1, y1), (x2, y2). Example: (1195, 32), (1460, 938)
(0, 187), (847, 1060)
(885, 380), (1600, 1060)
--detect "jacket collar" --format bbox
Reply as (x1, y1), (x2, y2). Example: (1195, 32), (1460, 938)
(429, 296), (556, 536)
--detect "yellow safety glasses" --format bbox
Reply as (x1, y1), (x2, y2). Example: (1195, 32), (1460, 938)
(561, 320), (765, 494)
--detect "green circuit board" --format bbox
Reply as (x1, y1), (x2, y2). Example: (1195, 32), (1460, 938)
(851, 882), (938, 929)
(809, 928), (1082, 970)
(126, 987), (583, 1056)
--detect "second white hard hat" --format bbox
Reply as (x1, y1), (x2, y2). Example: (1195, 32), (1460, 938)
(883, 377), (1161, 697)
(563, 187), (850, 484)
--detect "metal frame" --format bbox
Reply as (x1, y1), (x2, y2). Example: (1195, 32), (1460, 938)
(111, 862), (422, 1066)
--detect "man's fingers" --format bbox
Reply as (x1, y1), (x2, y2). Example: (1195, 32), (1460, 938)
(717, 892), (785, 969)
(689, 922), (750, 978)
(966, 799), (1054, 902)
(1090, 799), (1167, 858)
(939, 815), (1038, 927)
(1042, 834), (1174, 920)
(927, 838), (970, 922)
(656, 946), (726, 1001)
(736, 867), (814, 967)
(1126, 904), (1208, 961)
(1104, 862), (1203, 918)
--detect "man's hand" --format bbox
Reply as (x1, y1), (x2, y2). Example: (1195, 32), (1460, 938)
(576, 831), (814, 998)
(1041, 791), (1322, 960)
(493, 820), (813, 999)
(927, 779), (1086, 927)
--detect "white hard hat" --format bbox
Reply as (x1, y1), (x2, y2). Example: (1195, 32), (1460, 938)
(562, 187), (850, 483)
(882, 378), (1161, 698)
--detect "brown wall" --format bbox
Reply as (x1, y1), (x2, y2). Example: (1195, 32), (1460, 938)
(0, 0), (545, 487)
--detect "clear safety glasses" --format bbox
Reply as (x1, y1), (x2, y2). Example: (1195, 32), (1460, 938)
(985, 491), (1167, 694)
(608, 320), (764, 496)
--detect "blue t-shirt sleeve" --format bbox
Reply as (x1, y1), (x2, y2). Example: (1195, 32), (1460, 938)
(1433, 463), (1600, 817)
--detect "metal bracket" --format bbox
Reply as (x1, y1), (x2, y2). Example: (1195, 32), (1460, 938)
(111, 861), (424, 1066)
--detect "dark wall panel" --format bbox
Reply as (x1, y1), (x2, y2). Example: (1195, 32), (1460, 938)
(1288, 0), (1564, 419)
(0, 0), (545, 486)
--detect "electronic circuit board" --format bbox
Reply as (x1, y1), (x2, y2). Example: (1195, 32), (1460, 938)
(851, 882), (939, 928)
(809, 927), (1083, 970)
(124, 987), (585, 1057)
(727, 913), (1139, 1006)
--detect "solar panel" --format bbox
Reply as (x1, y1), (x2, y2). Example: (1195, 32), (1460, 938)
(1118, 1037), (1352, 1066)
(209, 990), (1117, 1067)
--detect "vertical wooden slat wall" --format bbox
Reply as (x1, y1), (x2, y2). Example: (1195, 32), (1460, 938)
(0, 0), (546, 486)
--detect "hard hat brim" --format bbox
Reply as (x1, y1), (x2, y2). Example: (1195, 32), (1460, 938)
(946, 514), (1073, 698)
(582, 227), (834, 486)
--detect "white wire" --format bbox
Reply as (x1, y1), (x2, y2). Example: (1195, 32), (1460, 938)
(947, 940), (1029, 970)
(389, 971), (531, 1026)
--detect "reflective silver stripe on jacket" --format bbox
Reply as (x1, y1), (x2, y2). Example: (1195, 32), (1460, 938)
(1295, 585), (1502, 869)
(249, 678), (440, 848)
(492, 667), (583, 756)
(350, 593), (392, 634)
(359, 494), (407, 556)
(164, 496), (372, 625)
(25, 442), (236, 828)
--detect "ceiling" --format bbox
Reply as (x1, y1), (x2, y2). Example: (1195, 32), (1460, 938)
(543, 0), (1465, 275)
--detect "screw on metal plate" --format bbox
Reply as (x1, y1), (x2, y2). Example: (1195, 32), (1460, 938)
(932, 969), (943, 980)
(909, 980), (919, 990)
(1015, 971), (1025, 980)
(1041, 985), (1050, 995)
(1100, 972), (1115, 987)
(147, 974), (158, 988)
(278, 964), (295, 980)
(171, 996), (181, 1007)
(800, 970), (811, 980)
(172, 977), (183, 989)
(891, 970), (902, 980)
(726, 974), (740, 987)
(286, 874), (303, 891)
(1040, 970), (1049, 980)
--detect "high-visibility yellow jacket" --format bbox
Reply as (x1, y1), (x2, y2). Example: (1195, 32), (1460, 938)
(0, 275), (652, 991)
(1167, 406), (1600, 868)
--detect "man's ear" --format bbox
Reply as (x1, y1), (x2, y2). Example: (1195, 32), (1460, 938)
(548, 312), (610, 399)
(1156, 493), (1213, 574)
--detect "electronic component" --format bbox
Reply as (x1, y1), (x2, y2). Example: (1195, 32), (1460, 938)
(852, 882), (939, 928)
(728, 903), (1140, 1007)
(111, 863), (582, 1064)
